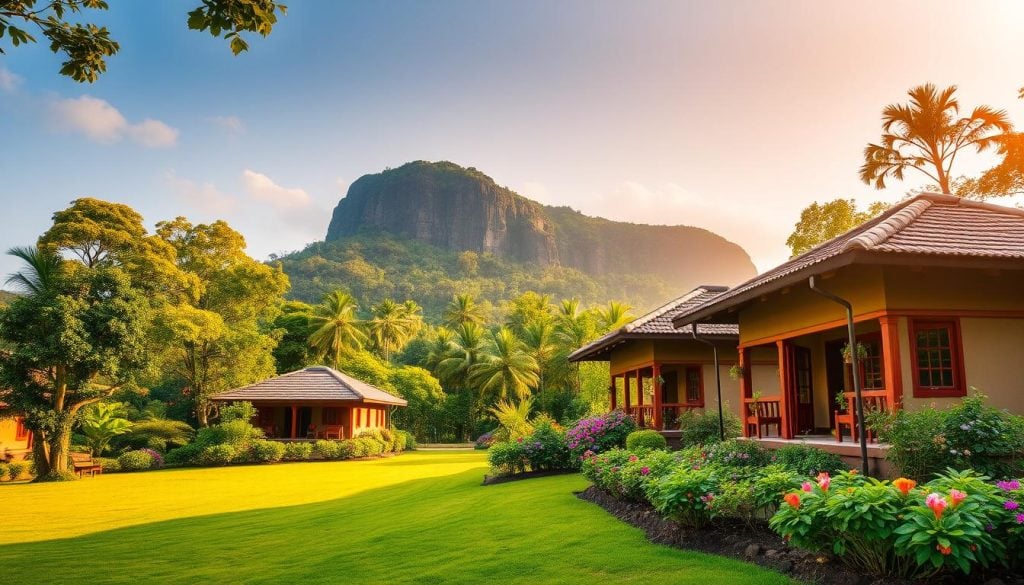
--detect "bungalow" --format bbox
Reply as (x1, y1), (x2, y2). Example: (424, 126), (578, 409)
(0, 413), (32, 462)
(670, 194), (1024, 451)
(568, 285), (778, 433)
(211, 366), (407, 440)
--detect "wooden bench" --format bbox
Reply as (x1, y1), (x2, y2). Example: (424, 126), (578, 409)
(71, 452), (103, 478)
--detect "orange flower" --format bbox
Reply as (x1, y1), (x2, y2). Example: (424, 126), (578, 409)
(893, 477), (917, 496)
(784, 492), (801, 509)
(936, 544), (952, 556)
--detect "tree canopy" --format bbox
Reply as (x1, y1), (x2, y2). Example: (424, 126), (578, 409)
(785, 198), (890, 257)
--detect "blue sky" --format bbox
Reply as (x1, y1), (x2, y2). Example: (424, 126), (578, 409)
(1, 0), (1023, 282)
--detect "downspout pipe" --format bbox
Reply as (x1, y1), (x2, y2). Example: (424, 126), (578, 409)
(808, 275), (869, 476)
(691, 328), (725, 441)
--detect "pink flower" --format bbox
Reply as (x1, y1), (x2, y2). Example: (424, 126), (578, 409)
(949, 489), (967, 508)
(640, 466), (651, 476)
(628, 455), (638, 462)
(926, 493), (948, 519)
(801, 482), (812, 492)
(816, 472), (831, 492)
(1006, 500), (1019, 511)
(1016, 514), (1024, 524)
(998, 480), (1021, 491)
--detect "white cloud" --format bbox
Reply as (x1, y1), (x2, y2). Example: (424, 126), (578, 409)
(242, 170), (311, 208)
(211, 115), (245, 135)
(165, 171), (237, 215)
(50, 95), (178, 148)
(0, 66), (21, 92)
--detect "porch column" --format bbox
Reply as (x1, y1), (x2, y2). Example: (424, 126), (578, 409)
(652, 363), (663, 430)
(609, 375), (617, 410)
(290, 404), (298, 439)
(879, 315), (903, 409)
(776, 340), (793, 440)
(635, 369), (644, 427)
(623, 372), (631, 413)
(739, 347), (752, 437)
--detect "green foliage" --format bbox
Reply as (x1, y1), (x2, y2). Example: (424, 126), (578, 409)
(705, 439), (771, 468)
(625, 430), (667, 452)
(282, 441), (313, 461)
(0, 463), (7, 481)
(77, 402), (132, 456)
(487, 441), (528, 476)
(786, 198), (890, 257)
(270, 300), (316, 373)
(112, 419), (195, 452)
(186, 0), (287, 56)
(355, 429), (389, 455)
(868, 392), (1024, 480)
(249, 439), (286, 463)
(199, 444), (238, 466)
(770, 444), (848, 476)
(195, 419), (263, 449)
(647, 465), (721, 528)
(307, 291), (367, 368)
(677, 408), (741, 446)
(469, 327), (539, 401)
(5, 461), (27, 481)
(117, 450), (156, 472)
(94, 457), (120, 473)
(312, 440), (343, 460)
(488, 397), (534, 443)
(220, 401), (257, 423)
(521, 419), (572, 471)
(565, 411), (637, 460)
(164, 442), (205, 466)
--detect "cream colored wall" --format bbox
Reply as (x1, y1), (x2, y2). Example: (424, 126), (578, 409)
(883, 267), (1024, 311)
(701, 364), (742, 418)
(609, 341), (655, 375)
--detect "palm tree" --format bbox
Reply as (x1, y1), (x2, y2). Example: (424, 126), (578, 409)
(367, 298), (415, 361)
(860, 83), (1012, 194)
(523, 320), (560, 395)
(308, 291), (367, 368)
(442, 293), (486, 328)
(422, 326), (456, 374)
(488, 396), (535, 442)
(436, 322), (487, 387)
(469, 327), (539, 401)
(597, 301), (633, 333)
(4, 246), (63, 295)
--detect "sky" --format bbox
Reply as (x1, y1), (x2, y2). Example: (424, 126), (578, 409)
(1, 0), (1023, 281)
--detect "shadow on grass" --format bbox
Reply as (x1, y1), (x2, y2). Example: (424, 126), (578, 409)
(0, 465), (791, 585)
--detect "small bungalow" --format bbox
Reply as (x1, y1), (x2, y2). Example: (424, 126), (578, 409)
(211, 366), (407, 440)
(568, 285), (778, 432)
(670, 194), (1024, 455)
(0, 413), (32, 462)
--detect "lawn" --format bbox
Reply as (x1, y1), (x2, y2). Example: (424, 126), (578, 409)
(0, 451), (790, 584)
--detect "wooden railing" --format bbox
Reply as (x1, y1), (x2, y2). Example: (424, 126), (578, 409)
(744, 395), (783, 438)
(626, 404), (701, 430)
(835, 390), (889, 443)
(625, 405), (654, 427)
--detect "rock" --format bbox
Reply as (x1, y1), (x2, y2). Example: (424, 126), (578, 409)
(744, 544), (762, 558)
(765, 549), (780, 557)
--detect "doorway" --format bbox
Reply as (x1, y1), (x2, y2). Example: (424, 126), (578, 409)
(282, 406), (313, 438)
(790, 346), (815, 434)
(824, 340), (846, 428)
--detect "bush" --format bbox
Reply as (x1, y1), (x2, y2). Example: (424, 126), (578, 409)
(6, 461), (26, 480)
(625, 430), (667, 452)
(313, 440), (343, 460)
(474, 430), (496, 450)
(220, 401), (258, 423)
(113, 419), (195, 452)
(392, 430), (410, 453)
(522, 419), (573, 471)
(118, 449), (157, 472)
(283, 441), (313, 461)
(195, 419), (263, 449)
(705, 439), (771, 468)
(165, 442), (204, 466)
(647, 465), (721, 528)
(566, 410), (637, 460)
(678, 408), (741, 446)
(617, 449), (682, 501)
(402, 430), (417, 451)
(250, 440), (286, 463)
(580, 448), (636, 496)
(94, 457), (121, 473)
(199, 444), (237, 466)
(868, 392), (1024, 480)
(348, 438), (370, 458)
(355, 430), (388, 455)
(336, 440), (357, 459)
(488, 440), (527, 476)
(0, 463), (7, 481)
(771, 443), (848, 476)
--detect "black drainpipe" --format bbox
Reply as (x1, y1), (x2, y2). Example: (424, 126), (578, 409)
(808, 275), (869, 475)
(691, 328), (725, 441)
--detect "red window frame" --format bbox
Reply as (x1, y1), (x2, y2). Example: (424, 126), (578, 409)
(910, 318), (966, 398)
(15, 417), (29, 440)
(857, 332), (885, 391)
(682, 365), (704, 407)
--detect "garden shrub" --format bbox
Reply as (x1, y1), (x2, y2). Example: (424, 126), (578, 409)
(313, 440), (343, 460)
(7, 461), (27, 480)
(0, 463), (7, 481)
(580, 448), (635, 496)
(616, 449), (681, 501)
(118, 449), (157, 472)
(474, 430), (496, 450)
(678, 408), (741, 445)
(522, 419), (573, 471)
(705, 439), (770, 468)
(283, 441), (313, 461)
(355, 430), (389, 455)
(348, 438), (370, 458)
(566, 410), (637, 460)
(195, 419), (263, 449)
(199, 444), (237, 466)
(392, 430), (409, 453)
(336, 440), (357, 459)
(113, 419), (195, 452)
(487, 440), (528, 476)
(219, 401), (258, 423)
(165, 442), (204, 466)
(250, 439), (286, 463)
(771, 443), (848, 476)
(868, 392), (1024, 480)
(95, 457), (121, 473)
(402, 430), (417, 451)
(646, 465), (721, 528)
(625, 429), (667, 452)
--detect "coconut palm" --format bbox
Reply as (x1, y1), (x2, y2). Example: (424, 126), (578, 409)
(308, 291), (367, 368)
(523, 320), (560, 394)
(469, 327), (539, 401)
(442, 293), (486, 328)
(367, 298), (415, 361)
(597, 301), (633, 333)
(77, 402), (132, 456)
(436, 322), (487, 387)
(860, 83), (1012, 194)
(488, 396), (535, 442)
(4, 246), (63, 295)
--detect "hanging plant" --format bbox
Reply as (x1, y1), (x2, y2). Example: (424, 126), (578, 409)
(728, 364), (745, 380)
(841, 341), (869, 364)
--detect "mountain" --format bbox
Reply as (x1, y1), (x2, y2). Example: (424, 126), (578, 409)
(281, 161), (757, 319)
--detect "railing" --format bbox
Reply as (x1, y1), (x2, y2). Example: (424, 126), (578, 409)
(744, 395), (783, 438)
(625, 405), (654, 427)
(625, 404), (701, 430)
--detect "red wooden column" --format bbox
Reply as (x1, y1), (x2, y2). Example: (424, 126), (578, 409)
(623, 372), (631, 414)
(776, 340), (793, 439)
(290, 404), (298, 439)
(879, 314), (903, 410)
(609, 374), (618, 410)
(635, 369), (645, 427)
(739, 347), (752, 437)
(652, 362), (663, 430)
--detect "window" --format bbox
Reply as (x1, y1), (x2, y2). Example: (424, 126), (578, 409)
(683, 366), (703, 405)
(323, 408), (341, 425)
(858, 333), (885, 391)
(15, 417), (29, 440)
(910, 319), (964, 397)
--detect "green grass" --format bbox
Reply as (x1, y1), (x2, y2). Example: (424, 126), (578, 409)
(0, 451), (790, 584)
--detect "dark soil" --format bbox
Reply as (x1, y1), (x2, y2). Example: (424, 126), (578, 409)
(576, 485), (1024, 585)
(481, 469), (576, 485)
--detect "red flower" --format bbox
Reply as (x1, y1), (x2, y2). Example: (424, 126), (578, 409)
(893, 477), (916, 496)
(936, 544), (952, 556)
(784, 492), (801, 509)
(926, 493), (948, 519)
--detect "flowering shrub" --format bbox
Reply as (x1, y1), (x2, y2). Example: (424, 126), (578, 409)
(580, 448), (637, 497)
(474, 430), (496, 450)
(522, 420), (573, 471)
(705, 439), (770, 468)
(139, 448), (164, 468)
(488, 440), (528, 476)
(566, 410), (636, 460)
(625, 429), (667, 452)
(677, 408), (741, 446)
(646, 465), (721, 528)
(117, 449), (157, 471)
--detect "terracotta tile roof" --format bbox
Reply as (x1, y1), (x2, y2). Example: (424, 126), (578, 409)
(568, 286), (737, 362)
(211, 366), (407, 406)
(672, 194), (1024, 328)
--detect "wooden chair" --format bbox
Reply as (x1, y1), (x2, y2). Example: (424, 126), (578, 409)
(71, 452), (103, 478)
(745, 399), (782, 438)
(320, 425), (344, 440)
(835, 391), (888, 443)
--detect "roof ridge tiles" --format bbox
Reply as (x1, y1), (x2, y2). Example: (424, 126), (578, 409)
(842, 198), (932, 252)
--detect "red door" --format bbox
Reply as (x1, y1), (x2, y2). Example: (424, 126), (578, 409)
(789, 345), (815, 434)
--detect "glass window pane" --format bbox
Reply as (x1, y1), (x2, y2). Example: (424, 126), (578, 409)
(941, 370), (953, 387)
(919, 371), (931, 386)
(938, 328), (950, 346)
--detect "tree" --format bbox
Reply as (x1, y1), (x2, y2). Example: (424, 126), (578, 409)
(307, 291), (367, 369)
(442, 294), (487, 329)
(76, 402), (131, 456)
(504, 291), (553, 336)
(271, 300), (316, 373)
(153, 218), (288, 426)
(367, 298), (418, 361)
(962, 91), (1024, 198)
(860, 84), (1012, 194)
(785, 198), (891, 257)
(0, 0), (287, 82)
(597, 301), (633, 333)
(469, 327), (539, 401)
(0, 248), (149, 480)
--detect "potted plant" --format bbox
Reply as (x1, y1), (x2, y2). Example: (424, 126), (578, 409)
(728, 364), (745, 380)
(834, 391), (848, 413)
(841, 341), (869, 364)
